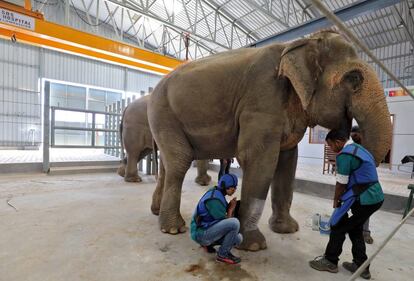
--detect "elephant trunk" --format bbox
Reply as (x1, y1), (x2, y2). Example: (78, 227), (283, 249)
(348, 63), (392, 165)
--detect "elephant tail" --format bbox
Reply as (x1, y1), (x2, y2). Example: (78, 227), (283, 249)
(152, 139), (159, 177)
(119, 106), (127, 164)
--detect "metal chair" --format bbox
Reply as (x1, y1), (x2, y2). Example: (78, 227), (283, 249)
(323, 144), (337, 175)
(403, 184), (414, 218)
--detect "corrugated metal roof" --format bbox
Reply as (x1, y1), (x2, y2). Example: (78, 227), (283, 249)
(59, 0), (414, 85)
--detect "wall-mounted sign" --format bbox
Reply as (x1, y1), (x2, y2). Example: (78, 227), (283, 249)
(0, 8), (35, 30)
(384, 88), (413, 97)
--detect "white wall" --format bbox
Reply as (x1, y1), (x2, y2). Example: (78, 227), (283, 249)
(387, 96), (414, 172)
(298, 128), (324, 166)
(0, 42), (161, 148)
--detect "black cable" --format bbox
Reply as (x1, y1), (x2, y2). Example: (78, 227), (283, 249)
(68, 0), (111, 27)
(122, 24), (143, 41)
(58, 0), (146, 48)
(34, 0), (58, 5)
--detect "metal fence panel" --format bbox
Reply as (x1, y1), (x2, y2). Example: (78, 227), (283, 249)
(0, 40), (41, 148)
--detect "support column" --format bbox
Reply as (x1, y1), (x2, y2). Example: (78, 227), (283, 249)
(43, 80), (50, 173)
(65, 0), (70, 26)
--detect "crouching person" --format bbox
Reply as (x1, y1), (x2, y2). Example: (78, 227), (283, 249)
(190, 173), (243, 264)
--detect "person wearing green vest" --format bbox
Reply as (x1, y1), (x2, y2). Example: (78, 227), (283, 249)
(351, 126), (374, 244)
(309, 130), (384, 280)
(190, 173), (242, 264)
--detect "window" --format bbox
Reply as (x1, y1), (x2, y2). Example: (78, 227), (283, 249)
(88, 88), (106, 111)
(48, 80), (122, 146)
(309, 125), (329, 144)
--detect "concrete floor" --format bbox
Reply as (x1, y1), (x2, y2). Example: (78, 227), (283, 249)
(1, 169), (413, 281)
(0, 148), (119, 163)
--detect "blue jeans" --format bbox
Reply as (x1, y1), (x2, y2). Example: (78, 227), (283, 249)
(195, 218), (243, 256)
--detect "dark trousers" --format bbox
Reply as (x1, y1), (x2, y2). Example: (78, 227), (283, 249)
(218, 159), (231, 181)
(325, 200), (383, 266)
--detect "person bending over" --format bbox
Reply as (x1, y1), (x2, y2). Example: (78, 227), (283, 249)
(309, 130), (384, 280)
(351, 125), (374, 244)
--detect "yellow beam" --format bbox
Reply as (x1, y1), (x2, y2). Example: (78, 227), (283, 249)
(0, 1), (43, 19)
(0, 3), (183, 75)
(24, 0), (31, 11)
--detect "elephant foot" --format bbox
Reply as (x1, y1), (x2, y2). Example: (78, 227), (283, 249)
(195, 174), (211, 186)
(269, 215), (299, 233)
(124, 175), (142, 183)
(151, 203), (160, 216)
(117, 166), (125, 177)
(237, 229), (267, 251)
(159, 213), (186, 235)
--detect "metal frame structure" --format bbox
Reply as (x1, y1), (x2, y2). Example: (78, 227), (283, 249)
(35, 0), (315, 60)
(30, 0), (414, 87)
(252, 0), (405, 46)
(50, 106), (121, 149)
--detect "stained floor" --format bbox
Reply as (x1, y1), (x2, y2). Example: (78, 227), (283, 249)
(0, 168), (413, 281)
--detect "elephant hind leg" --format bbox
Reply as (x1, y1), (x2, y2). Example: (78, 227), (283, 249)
(117, 157), (126, 177)
(152, 121), (193, 234)
(269, 146), (299, 233)
(124, 153), (141, 182)
(151, 156), (165, 215)
(195, 160), (211, 186)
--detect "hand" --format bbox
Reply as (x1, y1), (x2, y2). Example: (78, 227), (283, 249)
(228, 198), (237, 211)
(227, 198), (237, 218)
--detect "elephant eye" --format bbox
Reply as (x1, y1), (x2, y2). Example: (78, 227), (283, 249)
(343, 70), (364, 93)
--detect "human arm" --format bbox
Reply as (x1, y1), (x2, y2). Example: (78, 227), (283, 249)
(226, 198), (237, 218)
(205, 199), (227, 220)
(334, 153), (361, 208)
(333, 182), (347, 208)
(205, 197), (237, 219)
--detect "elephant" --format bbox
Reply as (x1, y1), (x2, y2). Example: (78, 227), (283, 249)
(147, 30), (392, 251)
(117, 95), (211, 185)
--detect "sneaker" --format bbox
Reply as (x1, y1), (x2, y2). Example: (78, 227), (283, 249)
(342, 261), (371, 280)
(202, 245), (216, 253)
(363, 232), (374, 244)
(309, 256), (338, 273)
(216, 252), (241, 264)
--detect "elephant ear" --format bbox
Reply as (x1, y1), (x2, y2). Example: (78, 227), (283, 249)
(278, 38), (322, 110)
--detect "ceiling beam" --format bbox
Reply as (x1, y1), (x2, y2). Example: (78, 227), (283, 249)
(251, 0), (404, 47)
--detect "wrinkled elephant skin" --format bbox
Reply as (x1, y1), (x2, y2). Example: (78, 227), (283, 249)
(118, 95), (211, 185)
(147, 31), (392, 251)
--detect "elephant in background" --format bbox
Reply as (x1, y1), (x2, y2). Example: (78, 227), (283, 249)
(148, 30), (392, 251)
(117, 95), (211, 185)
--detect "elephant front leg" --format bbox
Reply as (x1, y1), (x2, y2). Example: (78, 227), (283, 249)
(269, 146), (299, 233)
(194, 160), (211, 186)
(237, 139), (280, 251)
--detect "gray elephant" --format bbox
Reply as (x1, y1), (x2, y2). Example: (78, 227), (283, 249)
(117, 95), (211, 185)
(147, 31), (392, 251)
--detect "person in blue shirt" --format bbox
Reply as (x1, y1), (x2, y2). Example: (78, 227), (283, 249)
(309, 130), (384, 280)
(351, 126), (374, 244)
(191, 173), (243, 264)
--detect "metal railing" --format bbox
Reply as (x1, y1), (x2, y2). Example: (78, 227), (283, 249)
(50, 106), (121, 149)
